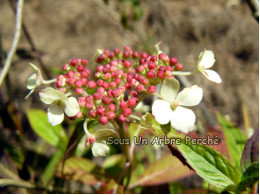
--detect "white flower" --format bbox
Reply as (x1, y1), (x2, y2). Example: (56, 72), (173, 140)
(39, 87), (80, 126)
(152, 78), (203, 133)
(25, 63), (43, 99)
(83, 120), (116, 157)
(198, 49), (222, 83)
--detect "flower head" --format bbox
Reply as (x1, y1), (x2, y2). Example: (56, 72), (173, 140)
(152, 78), (203, 133)
(198, 49), (222, 83)
(39, 87), (80, 126)
(84, 120), (116, 157)
(25, 63), (44, 99)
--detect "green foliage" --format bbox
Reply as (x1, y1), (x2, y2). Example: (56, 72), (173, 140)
(236, 162), (259, 193)
(26, 109), (68, 149)
(217, 113), (247, 168)
(176, 139), (241, 190)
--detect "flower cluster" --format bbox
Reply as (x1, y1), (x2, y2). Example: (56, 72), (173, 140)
(26, 44), (222, 156)
(53, 46), (184, 126)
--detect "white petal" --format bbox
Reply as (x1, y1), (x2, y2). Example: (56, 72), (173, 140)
(198, 50), (215, 69)
(94, 127), (116, 140)
(176, 85), (203, 106)
(203, 70), (222, 83)
(160, 78), (179, 102)
(39, 87), (61, 104)
(47, 103), (64, 126)
(27, 74), (37, 90)
(170, 107), (196, 133)
(92, 141), (110, 157)
(152, 99), (172, 125)
(64, 97), (80, 117)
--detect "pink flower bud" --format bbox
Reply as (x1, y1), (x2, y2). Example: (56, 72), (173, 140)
(108, 103), (117, 111)
(108, 51), (115, 59)
(147, 70), (156, 79)
(157, 71), (165, 79)
(97, 87), (105, 94)
(150, 55), (158, 62)
(81, 70), (89, 78)
(111, 89), (121, 97)
(77, 65), (85, 72)
(67, 71), (74, 78)
(123, 50), (131, 58)
(107, 111), (115, 119)
(89, 109), (97, 118)
(114, 48), (121, 55)
(110, 60), (118, 66)
(175, 63), (183, 70)
(148, 61), (156, 70)
(75, 80), (82, 88)
(123, 61), (132, 68)
(99, 116), (108, 125)
(119, 114), (127, 122)
(62, 64), (70, 71)
(81, 78), (88, 86)
(123, 107), (132, 116)
(86, 100), (94, 109)
(141, 52), (148, 59)
(93, 92), (102, 100)
(88, 80), (97, 89)
(102, 82), (109, 89)
(169, 57), (178, 66)
(56, 80), (63, 88)
(97, 106), (106, 116)
(120, 101), (127, 109)
(102, 96), (112, 105)
(129, 90), (138, 97)
(70, 59), (78, 67)
(136, 84), (145, 92)
(109, 81), (117, 89)
(115, 78), (121, 85)
(128, 97), (137, 107)
(81, 59), (88, 66)
(132, 51), (139, 59)
(147, 85), (156, 93)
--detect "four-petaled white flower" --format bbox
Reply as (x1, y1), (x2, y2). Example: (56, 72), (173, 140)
(25, 63), (43, 99)
(152, 78), (203, 133)
(83, 120), (116, 157)
(39, 87), (80, 126)
(198, 49), (222, 83)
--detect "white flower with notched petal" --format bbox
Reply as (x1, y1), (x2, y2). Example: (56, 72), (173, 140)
(25, 63), (44, 99)
(39, 87), (80, 126)
(152, 78), (203, 133)
(198, 49), (222, 83)
(84, 120), (116, 157)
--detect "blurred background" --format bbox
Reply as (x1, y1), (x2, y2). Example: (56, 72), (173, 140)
(0, 0), (258, 193)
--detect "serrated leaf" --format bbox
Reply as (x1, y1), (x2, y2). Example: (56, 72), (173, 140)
(176, 139), (241, 189)
(217, 113), (247, 168)
(56, 157), (107, 185)
(129, 154), (192, 188)
(241, 130), (259, 172)
(26, 109), (67, 149)
(236, 162), (259, 193)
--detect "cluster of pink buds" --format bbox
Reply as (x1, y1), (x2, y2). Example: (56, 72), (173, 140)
(55, 46), (184, 125)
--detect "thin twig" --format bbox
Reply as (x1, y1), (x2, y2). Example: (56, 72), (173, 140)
(8, 0), (52, 79)
(0, 0), (24, 86)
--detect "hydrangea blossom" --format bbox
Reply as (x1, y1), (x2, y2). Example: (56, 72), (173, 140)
(25, 63), (43, 99)
(197, 49), (222, 83)
(152, 78), (203, 133)
(83, 120), (116, 157)
(39, 87), (80, 126)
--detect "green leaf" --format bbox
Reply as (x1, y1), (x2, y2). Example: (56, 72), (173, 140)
(0, 149), (19, 179)
(102, 154), (125, 177)
(41, 148), (65, 186)
(26, 109), (68, 149)
(0, 178), (34, 188)
(236, 162), (259, 193)
(217, 113), (247, 168)
(241, 130), (259, 172)
(56, 157), (108, 185)
(129, 154), (192, 188)
(176, 139), (241, 190)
